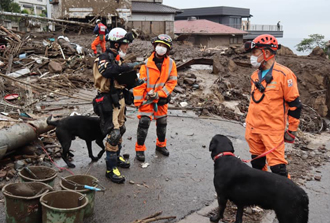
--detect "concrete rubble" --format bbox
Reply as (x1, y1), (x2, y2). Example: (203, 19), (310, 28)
(0, 26), (330, 222)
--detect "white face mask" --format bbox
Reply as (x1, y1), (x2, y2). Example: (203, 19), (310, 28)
(155, 45), (167, 56)
(118, 50), (126, 58)
(250, 54), (263, 68)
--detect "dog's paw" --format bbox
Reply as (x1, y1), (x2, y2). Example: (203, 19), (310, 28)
(91, 157), (99, 162)
(67, 163), (76, 168)
(210, 215), (221, 222)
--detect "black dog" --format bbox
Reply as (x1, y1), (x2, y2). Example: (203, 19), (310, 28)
(209, 134), (309, 223)
(47, 115), (106, 168)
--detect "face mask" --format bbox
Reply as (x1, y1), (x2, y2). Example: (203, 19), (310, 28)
(155, 45), (167, 56)
(250, 54), (263, 68)
(118, 50), (126, 58)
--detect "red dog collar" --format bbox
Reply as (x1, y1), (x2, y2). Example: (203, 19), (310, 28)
(213, 152), (236, 161)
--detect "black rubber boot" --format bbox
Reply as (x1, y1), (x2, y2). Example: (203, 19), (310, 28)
(136, 151), (145, 162)
(117, 144), (130, 168)
(156, 146), (169, 156)
(106, 152), (125, 184)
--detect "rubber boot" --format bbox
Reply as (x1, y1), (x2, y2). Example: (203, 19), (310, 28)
(117, 143), (130, 168)
(156, 146), (169, 156)
(105, 152), (125, 184)
(136, 151), (145, 162)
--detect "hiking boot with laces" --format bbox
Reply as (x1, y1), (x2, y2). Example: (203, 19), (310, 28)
(156, 146), (169, 156)
(117, 155), (130, 168)
(106, 167), (125, 184)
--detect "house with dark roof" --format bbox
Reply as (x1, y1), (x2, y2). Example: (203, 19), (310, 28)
(174, 18), (247, 47)
(176, 6), (250, 30)
(176, 6), (283, 40)
(128, 0), (181, 37)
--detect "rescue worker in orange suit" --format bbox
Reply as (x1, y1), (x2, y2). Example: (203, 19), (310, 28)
(91, 19), (109, 55)
(92, 27), (143, 183)
(133, 34), (177, 162)
(244, 34), (302, 178)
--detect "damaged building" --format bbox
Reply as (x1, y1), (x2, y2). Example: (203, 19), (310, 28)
(174, 18), (247, 47)
(128, 0), (181, 37)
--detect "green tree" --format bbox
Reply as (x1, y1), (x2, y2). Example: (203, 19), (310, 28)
(9, 2), (20, 13)
(0, 0), (13, 12)
(296, 34), (326, 52)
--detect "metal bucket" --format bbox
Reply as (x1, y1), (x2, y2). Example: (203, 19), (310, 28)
(40, 190), (88, 223)
(60, 174), (98, 218)
(18, 166), (57, 187)
(2, 182), (53, 223)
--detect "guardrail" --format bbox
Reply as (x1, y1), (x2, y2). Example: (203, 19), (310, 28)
(223, 24), (283, 32)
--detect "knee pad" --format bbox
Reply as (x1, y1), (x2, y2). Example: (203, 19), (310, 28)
(139, 116), (151, 129)
(107, 129), (121, 146)
(156, 117), (167, 127)
(270, 164), (288, 177)
(251, 155), (266, 170)
(120, 125), (126, 136)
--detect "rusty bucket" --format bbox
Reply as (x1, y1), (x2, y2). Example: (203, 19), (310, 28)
(40, 190), (88, 223)
(2, 182), (53, 223)
(60, 174), (99, 218)
(18, 166), (57, 187)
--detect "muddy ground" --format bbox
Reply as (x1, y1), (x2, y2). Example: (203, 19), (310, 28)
(1, 30), (330, 222)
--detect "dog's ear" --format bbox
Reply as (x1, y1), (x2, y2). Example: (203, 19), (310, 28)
(209, 134), (219, 152)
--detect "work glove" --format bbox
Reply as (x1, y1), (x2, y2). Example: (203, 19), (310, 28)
(134, 78), (144, 87)
(127, 61), (144, 70)
(146, 90), (158, 101)
(284, 130), (296, 143)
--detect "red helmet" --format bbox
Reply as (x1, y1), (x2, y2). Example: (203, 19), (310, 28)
(245, 34), (281, 52)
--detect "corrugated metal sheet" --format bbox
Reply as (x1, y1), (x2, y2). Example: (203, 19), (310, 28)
(176, 6), (250, 18)
(132, 2), (181, 14)
(174, 19), (247, 35)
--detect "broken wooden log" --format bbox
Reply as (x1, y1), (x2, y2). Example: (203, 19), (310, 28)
(0, 12), (94, 28)
(0, 118), (54, 160)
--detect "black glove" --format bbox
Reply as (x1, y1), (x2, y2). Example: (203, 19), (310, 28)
(127, 62), (144, 70)
(284, 130), (296, 143)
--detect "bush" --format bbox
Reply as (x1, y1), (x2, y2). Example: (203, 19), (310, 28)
(21, 9), (30, 14)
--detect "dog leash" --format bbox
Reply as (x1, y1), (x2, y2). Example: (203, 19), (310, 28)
(241, 140), (284, 163)
(40, 145), (75, 175)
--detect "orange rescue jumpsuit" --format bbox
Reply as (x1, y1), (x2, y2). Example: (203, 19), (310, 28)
(133, 52), (177, 151)
(91, 23), (108, 54)
(245, 62), (300, 167)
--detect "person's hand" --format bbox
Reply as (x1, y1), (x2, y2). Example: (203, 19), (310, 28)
(146, 90), (158, 100)
(128, 62), (144, 70)
(284, 130), (296, 143)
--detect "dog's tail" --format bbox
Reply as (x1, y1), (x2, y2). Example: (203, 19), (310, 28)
(46, 115), (59, 126)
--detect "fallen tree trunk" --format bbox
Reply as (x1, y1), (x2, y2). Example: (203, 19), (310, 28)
(0, 12), (94, 28)
(0, 118), (54, 160)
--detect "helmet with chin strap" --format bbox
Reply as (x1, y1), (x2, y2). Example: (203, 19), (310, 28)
(107, 27), (134, 50)
(245, 34), (281, 61)
(152, 34), (173, 50)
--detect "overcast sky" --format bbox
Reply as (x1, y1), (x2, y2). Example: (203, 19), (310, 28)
(163, 0), (330, 39)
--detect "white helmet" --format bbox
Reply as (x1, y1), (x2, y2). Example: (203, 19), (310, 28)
(95, 19), (101, 24)
(107, 27), (134, 43)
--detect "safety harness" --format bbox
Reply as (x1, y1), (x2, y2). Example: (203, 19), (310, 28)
(251, 65), (274, 104)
